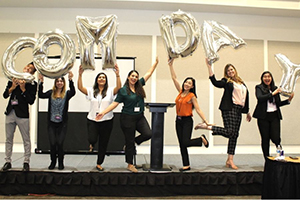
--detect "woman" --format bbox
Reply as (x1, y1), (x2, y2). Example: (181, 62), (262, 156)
(38, 71), (75, 170)
(194, 59), (251, 170)
(77, 64), (121, 171)
(168, 58), (209, 172)
(96, 57), (159, 173)
(253, 71), (293, 159)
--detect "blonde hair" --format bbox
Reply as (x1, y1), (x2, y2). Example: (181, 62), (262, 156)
(52, 77), (66, 99)
(223, 64), (244, 84)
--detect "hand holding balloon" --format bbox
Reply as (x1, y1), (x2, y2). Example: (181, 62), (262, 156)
(288, 92), (294, 102)
(272, 87), (281, 96)
(68, 71), (74, 80)
(113, 64), (120, 76)
(18, 80), (26, 93)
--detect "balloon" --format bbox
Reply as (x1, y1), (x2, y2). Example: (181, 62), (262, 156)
(159, 10), (200, 59)
(2, 37), (37, 82)
(76, 15), (118, 70)
(275, 53), (300, 97)
(201, 20), (246, 65)
(33, 29), (76, 79)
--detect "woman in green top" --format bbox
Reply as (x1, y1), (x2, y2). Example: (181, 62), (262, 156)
(96, 57), (159, 173)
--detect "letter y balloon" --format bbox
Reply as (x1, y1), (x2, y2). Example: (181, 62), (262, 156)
(275, 53), (300, 97)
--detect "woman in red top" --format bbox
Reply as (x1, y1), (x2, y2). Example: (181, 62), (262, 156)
(168, 59), (210, 172)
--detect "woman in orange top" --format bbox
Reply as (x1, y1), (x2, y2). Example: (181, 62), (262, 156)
(168, 59), (210, 172)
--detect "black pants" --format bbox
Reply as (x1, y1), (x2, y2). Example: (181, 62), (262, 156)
(176, 116), (202, 167)
(257, 112), (281, 158)
(120, 113), (152, 164)
(48, 121), (67, 163)
(87, 118), (113, 165)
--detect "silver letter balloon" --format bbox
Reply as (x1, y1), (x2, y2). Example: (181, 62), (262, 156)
(159, 10), (200, 59)
(275, 53), (300, 97)
(2, 37), (37, 82)
(76, 15), (118, 70)
(33, 29), (76, 78)
(201, 20), (246, 65)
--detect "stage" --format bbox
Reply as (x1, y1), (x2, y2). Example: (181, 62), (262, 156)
(0, 152), (267, 197)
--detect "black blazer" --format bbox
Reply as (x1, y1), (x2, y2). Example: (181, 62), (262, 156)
(3, 81), (37, 118)
(38, 80), (76, 123)
(252, 84), (289, 120)
(209, 74), (249, 114)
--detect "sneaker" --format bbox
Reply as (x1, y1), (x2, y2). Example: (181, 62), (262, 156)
(194, 122), (208, 130)
(2, 162), (11, 171)
(22, 163), (30, 172)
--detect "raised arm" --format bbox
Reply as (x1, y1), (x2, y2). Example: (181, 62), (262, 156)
(205, 58), (214, 77)
(38, 74), (51, 99)
(77, 65), (88, 95)
(113, 63), (121, 95)
(168, 58), (181, 93)
(144, 56), (159, 82)
(67, 71), (76, 98)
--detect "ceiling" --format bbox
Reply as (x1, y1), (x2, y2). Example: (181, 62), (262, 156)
(1, 0), (300, 18)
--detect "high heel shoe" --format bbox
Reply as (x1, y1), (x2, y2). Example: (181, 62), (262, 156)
(89, 144), (94, 152)
(226, 161), (238, 170)
(201, 134), (209, 148)
(194, 123), (208, 130)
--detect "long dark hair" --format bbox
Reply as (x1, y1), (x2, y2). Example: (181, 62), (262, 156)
(125, 70), (146, 98)
(93, 72), (108, 99)
(181, 77), (197, 98)
(260, 71), (276, 92)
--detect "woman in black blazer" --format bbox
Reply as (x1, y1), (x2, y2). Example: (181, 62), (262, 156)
(253, 71), (293, 159)
(195, 59), (251, 170)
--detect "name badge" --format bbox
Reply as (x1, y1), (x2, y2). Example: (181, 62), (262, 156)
(134, 107), (140, 112)
(11, 99), (18, 105)
(54, 114), (62, 121)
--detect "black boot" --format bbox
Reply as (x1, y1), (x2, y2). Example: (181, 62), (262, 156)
(49, 150), (57, 170)
(48, 161), (56, 170)
(58, 154), (64, 170)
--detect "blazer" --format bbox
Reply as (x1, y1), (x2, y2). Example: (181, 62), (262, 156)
(38, 80), (75, 123)
(3, 80), (37, 118)
(252, 84), (289, 120)
(209, 74), (249, 114)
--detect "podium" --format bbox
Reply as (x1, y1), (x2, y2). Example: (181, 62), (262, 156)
(143, 102), (175, 172)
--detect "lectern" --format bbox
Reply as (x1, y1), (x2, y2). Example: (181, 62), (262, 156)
(143, 102), (175, 171)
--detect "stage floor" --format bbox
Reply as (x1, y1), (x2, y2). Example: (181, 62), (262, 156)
(0, 152), (282, 197)
(0, 152), (266, 173)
